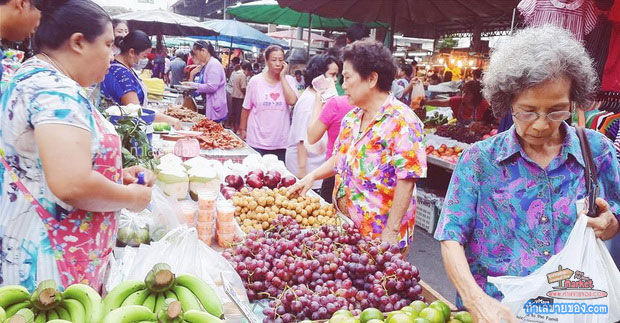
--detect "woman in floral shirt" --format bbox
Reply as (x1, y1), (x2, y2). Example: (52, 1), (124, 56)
(434, 26), (620, 320)
(290, 40), (427, 249)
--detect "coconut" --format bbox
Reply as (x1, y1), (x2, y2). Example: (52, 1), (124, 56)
(156, 168), (189, 200)
(182, 156), (210, 170)
(187, 167), (220, 200)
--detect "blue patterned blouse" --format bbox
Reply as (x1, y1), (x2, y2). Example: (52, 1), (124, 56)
(434, 122), (620, 307)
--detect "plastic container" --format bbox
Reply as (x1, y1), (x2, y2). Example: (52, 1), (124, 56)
(198, 233), (213, 246)
(216, 220), (236, 235)
(217, 231), (235, 248)
(198, 190), (217, 210)
(178, 201), (197, 225)
(197, 221), (214, 236)
(198, 209), (216, 222)
(217, 205), (235, 222)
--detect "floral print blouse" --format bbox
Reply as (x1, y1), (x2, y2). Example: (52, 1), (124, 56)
(333, 95), (427, 248)
(434, 123), (620, 308)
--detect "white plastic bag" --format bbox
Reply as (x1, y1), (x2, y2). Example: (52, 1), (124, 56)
(489, 215), (620, 322)
(410, 80), (425, 102)
(117, 209), (153, 247)
(149, 186), (181, 241)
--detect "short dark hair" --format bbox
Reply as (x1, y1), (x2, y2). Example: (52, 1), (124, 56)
(264, 45), (284, 60)
(294, 70), (302, 76)
(346, 23), (369, 42)
(399, 64), (413, 77)
(242, 62), (253, 72)
(34, 0), (111, 51)
(443, 71), (453, 82)
(304, 54), (341, 88)
(342, 39), (396, 92)
(115, 30), (151, 55)
(411, 59), (418, 66)
(231, 56), (240, 65)
(462, 80), (483, 107)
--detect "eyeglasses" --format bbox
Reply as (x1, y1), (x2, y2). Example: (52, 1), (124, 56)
(511, 110), (572, 122)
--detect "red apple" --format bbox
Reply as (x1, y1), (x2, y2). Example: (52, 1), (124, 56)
(265, 170), (282, 183)
(247, 170), (264, 180)
(263, 173), (280, 189)
(279, 176), (297, 188)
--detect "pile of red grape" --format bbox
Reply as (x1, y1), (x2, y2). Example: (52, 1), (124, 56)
(222, 216), (424, 323)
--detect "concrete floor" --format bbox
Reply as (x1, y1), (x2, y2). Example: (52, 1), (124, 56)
(407, 226), (457, 305)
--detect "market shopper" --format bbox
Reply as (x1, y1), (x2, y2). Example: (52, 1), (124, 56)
(424, 80), (490, 122)
(0, 0), (41, 93)
(434, 25), (620, 319)
(187, 40), (228, 122)
(240, 45), (299, 161)
(285, 54), (340, 188)
(111, 19), (128, 55)
(169, 49), (187, 86)
(229, 62), (252, 133)
(0, 0), (155, 291)
(100, 30), (181, 127)
(307, 95), (355, 203)
(290, 40), (426, 249)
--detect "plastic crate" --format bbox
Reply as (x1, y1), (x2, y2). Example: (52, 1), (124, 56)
(416, 193), (440, 234)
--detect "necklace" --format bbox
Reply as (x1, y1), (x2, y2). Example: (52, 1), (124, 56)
(39, 52), (69, 76)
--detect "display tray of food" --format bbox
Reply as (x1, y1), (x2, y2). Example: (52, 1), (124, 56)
(164, 105), (205, 124)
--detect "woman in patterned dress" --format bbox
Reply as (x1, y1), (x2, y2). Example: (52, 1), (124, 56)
(290, 39), (427, 250)
(0, 0), (154, 290)
(434, 26), (620, 320)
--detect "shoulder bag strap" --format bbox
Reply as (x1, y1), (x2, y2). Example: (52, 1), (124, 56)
(576, 126), (599, 217)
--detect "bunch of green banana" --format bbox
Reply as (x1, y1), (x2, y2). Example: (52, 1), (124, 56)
(58, 283), (103, 323)
(0, 285), (31, 319)
(3, 308), (35, 323)
(0, 306), (6, 321)
(103, 263), (223, 319)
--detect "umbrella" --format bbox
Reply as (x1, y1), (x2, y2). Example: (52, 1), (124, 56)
(198, 19), (286, 48)
(267, 30), (334, 43)
(114, 10), (218, 37)
(226, 0), (387, 30)
(277, 0), (520, 39)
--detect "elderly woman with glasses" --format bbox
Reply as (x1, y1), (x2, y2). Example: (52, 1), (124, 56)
(434, 25), (620, 321)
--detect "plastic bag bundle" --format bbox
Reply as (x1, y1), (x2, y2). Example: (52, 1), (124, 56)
(117, 209), (153, 247)
(149, 186), (182, 241)
(489, 215), (620, 322)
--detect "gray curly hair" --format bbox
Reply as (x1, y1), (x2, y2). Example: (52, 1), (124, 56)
(482, 25), (598, 117)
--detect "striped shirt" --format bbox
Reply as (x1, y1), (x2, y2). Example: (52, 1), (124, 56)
(518, 0), (598, 41)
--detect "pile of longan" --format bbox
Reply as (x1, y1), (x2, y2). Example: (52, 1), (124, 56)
(231, 187), (338, 233)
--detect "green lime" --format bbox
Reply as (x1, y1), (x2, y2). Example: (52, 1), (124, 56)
(367, 320), (385, 323)
(447, 320), (463, 323)
(330, 315), (355, 323)
(429, 301), (451, 320)
(360, 308), (384, 323)
(418, 308), (445, 323)
(400, 306), (420, 317)
(413, 318), (431, 323)
(386, 312), (414, 323)
(453, 312), (473, 323)
(334, 309), (354, 318)
(409, 300), (427, 312)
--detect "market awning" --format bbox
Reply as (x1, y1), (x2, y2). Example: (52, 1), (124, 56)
(226, 0), (388, 30)
(267, 30), (334, 43)
(114, 10), (218, 37)
(196, 19), (287, 48)
(277, 0), (521, 38)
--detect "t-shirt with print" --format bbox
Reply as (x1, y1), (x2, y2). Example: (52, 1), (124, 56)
(318, 96), (355, 159)
(243, 74), (299, 150)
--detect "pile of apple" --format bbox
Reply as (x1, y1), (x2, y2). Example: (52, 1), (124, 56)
(425, 144), (463, 164)
(220, 169), (297, 199)
(324, 300), (472, 323)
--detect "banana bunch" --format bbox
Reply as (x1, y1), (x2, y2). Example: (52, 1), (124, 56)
(0, 281), (101, 323)
(103, 263), (223, 320)
(101, 298), (223, 323)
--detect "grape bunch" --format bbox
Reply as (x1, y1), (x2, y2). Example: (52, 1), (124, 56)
(222, 216), (424, 322)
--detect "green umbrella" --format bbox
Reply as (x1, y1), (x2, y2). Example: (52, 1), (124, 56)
(226, 0), (387, 30)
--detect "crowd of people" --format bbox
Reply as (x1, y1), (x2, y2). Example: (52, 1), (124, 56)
(0, 0), (619, 321)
